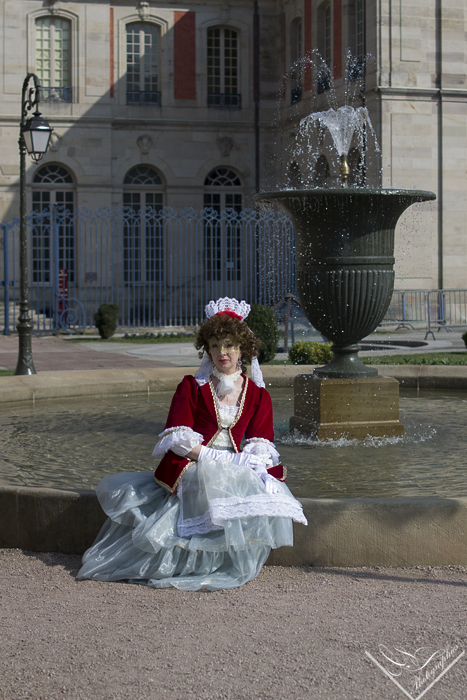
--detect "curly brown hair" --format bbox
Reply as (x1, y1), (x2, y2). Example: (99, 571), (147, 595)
(195, 314), (261, 374)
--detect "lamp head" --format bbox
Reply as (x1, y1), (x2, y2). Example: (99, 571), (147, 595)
(22, 111), (53, 162)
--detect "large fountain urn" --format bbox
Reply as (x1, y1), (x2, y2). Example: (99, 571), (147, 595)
(256, 107), (435, 439)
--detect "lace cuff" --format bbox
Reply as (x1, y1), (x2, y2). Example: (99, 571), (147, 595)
(152, 426), (204, 458)
(243, 438), (280, 467)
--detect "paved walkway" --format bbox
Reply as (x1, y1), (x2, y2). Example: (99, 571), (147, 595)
(0, 328), (465, 372)
(0, 334), (174, 372)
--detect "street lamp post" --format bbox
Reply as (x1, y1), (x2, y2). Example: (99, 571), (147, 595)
(14, 73), (52, 376)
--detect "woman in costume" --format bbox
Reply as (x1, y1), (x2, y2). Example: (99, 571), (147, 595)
(77, 298), (307, 591)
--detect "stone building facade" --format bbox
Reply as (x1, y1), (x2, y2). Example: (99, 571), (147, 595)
(0, 0), (466, 292)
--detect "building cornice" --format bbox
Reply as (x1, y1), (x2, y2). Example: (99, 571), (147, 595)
(0, 116), (274, 131)
(375, 86), (467, 101)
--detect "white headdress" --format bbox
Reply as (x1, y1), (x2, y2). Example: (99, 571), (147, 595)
(195, 297), (266, 390)
(204, 297), (251, 321)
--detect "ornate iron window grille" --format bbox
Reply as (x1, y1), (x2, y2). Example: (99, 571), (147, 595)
(126, 90), (162, 106)
(39, 86), (72, 103)
(207, 93), (241, 109)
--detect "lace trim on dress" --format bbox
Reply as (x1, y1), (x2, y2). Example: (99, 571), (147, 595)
(177, 510), (223, 537)
(177, 490), (308, 536)
(211, 405), (238, 449)
(218, 404), (238, 424)
(209, 493), (308, 526)
(158, 426), (197, 438)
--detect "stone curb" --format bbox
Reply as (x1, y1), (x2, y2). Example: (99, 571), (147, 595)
(1, 485), (466, 566)
(1, 364), (466, 403)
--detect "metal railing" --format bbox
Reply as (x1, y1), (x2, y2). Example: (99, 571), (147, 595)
(1, 206), (466, 334)
(0, 206), (294, 332)
(39, 86), (72, 103)
(383, 289), (467, 338)
(126, 90), (162, 106)
(207, 93), (242, 109)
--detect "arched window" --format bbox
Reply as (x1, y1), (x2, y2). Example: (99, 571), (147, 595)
(123, 166), (164, 283)
(290, 18), (303, 104)
(35, 17), (72, 102)
(203, 168), (242, 284)
(312, 155), (330, 187)
(204, 167), (242, 211)
(126, 23), (160, 105)
(207, 28), (241, 109)
(32, 164), (75, 283)
(317, 2), (332, 93)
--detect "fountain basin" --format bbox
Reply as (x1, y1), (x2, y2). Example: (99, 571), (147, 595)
(0, 367), (466, 566)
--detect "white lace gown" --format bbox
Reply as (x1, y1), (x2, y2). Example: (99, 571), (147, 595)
(77, 404), (307, 592)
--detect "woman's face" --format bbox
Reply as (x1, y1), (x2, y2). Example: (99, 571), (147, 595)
(208, 336), (241, 375)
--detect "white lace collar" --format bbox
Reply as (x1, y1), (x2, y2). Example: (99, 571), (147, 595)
(194, 353), (265, 390)
(211, 365), (241, 399)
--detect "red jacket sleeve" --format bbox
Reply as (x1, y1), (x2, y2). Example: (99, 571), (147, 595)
(244, 388), (275, 443)
(243, 387), (286, 482)
(154, 375), (199, 492)
(162, 375), (198, 431)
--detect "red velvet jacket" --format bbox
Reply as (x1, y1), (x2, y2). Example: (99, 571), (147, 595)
(154, 374), (286, 492)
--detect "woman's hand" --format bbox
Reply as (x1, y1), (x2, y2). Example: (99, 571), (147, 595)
(186, 444), (202, 461)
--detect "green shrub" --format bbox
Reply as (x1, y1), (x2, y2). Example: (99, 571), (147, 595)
(288, 340), (333, 365)
(247, 303), (280, 364)
(462, 330), (467, 348)
(94, 303), (119, 339)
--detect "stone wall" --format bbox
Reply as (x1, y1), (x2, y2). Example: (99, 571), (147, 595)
(0, 0), (466, 291)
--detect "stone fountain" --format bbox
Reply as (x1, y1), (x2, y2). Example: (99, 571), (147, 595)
(256, 106), (436, 440)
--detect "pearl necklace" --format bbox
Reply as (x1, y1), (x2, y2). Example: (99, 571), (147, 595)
(211, 365), (242, 399)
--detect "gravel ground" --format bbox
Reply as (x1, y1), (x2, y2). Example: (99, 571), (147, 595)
(1, 550), (466, 700)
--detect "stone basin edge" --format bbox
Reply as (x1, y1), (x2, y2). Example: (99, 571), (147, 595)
(1, 484), (466, 566)
(1, 364), (466, 403)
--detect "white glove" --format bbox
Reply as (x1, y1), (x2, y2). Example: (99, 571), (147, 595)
(198, 445), (266, 469)
(248, 464), (281, 494)
(153, 428), (203, 458)
(198, 447), (280, 493)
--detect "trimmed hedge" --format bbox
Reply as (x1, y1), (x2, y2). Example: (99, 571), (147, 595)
(288, 340), (333, 365)
(462, 330), (467, 348)
(94, 303), (119, 339)
(247, 303), (280, 364)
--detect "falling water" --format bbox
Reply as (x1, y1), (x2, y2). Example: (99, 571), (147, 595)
(272, 51), (382, 190)
(298, 105), (378, 158)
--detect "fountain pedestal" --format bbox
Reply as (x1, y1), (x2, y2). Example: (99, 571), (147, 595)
(290, 374), (404, 441)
